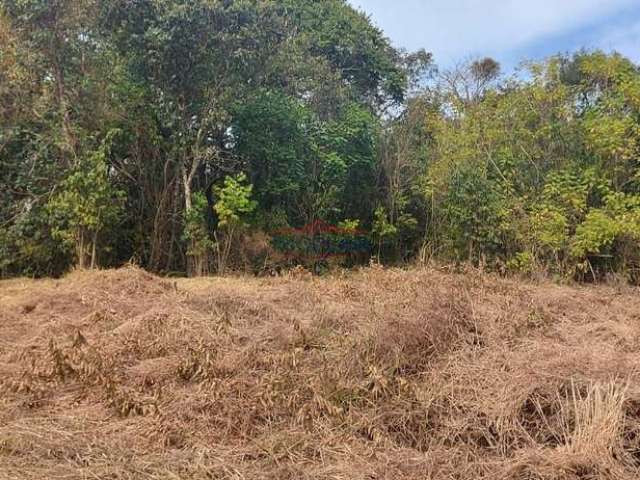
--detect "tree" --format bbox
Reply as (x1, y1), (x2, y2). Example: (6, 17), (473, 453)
(47, 134), (125, 269)
(90, 0), (411, 275)
(372, 206), (398, 260)
(1, 0), (126, 276)
(183, 192), (214, 277)
(233, 92), (379, 227)
(438, 57), (501, 105)
(213, 173), (257, 275)
(6, 0), (639, 285)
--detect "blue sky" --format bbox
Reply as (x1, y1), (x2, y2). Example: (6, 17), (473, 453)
(350, 0), (640, 72)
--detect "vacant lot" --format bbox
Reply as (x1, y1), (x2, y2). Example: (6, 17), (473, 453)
(1, 266), (640, 479)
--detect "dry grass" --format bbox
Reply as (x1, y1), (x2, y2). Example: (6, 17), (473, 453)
(1, 265), (640, 479)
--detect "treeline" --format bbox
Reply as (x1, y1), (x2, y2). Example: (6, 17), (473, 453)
(411, 54), (640, 282)
(1, 1), (639, 282)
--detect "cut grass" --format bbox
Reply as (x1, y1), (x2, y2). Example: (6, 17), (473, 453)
(1, 265), (640, 479)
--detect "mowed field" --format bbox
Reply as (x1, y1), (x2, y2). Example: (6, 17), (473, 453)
(1, 266), (640, 479)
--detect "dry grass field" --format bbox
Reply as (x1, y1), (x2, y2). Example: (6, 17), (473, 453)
(1, 265), (640, 479)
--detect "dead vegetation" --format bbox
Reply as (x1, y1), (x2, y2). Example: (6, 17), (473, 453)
(1, 265), (640, 479)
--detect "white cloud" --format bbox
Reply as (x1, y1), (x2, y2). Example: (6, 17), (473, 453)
(351, 0), (638, 65)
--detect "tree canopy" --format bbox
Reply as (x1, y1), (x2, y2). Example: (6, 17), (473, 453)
(1, 2), (639, 282)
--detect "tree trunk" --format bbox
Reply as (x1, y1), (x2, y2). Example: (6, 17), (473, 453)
(90, 231), (98, 269)
(182, 160), (205, 277)
(149, 160), (176, 272)
(182, 165), (195, 277)
(52, 53), (77, 162)
(77, 228), (85, 269)
(76, 227), (95, 270)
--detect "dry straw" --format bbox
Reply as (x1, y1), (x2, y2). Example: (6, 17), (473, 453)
(1, 265), (640, 479)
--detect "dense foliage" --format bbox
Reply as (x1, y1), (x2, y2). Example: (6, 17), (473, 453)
(411, 54), (640, 282)
(1, 1), (639, 282)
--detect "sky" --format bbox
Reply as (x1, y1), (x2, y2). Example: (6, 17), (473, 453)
(350, 0), (640, 72)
